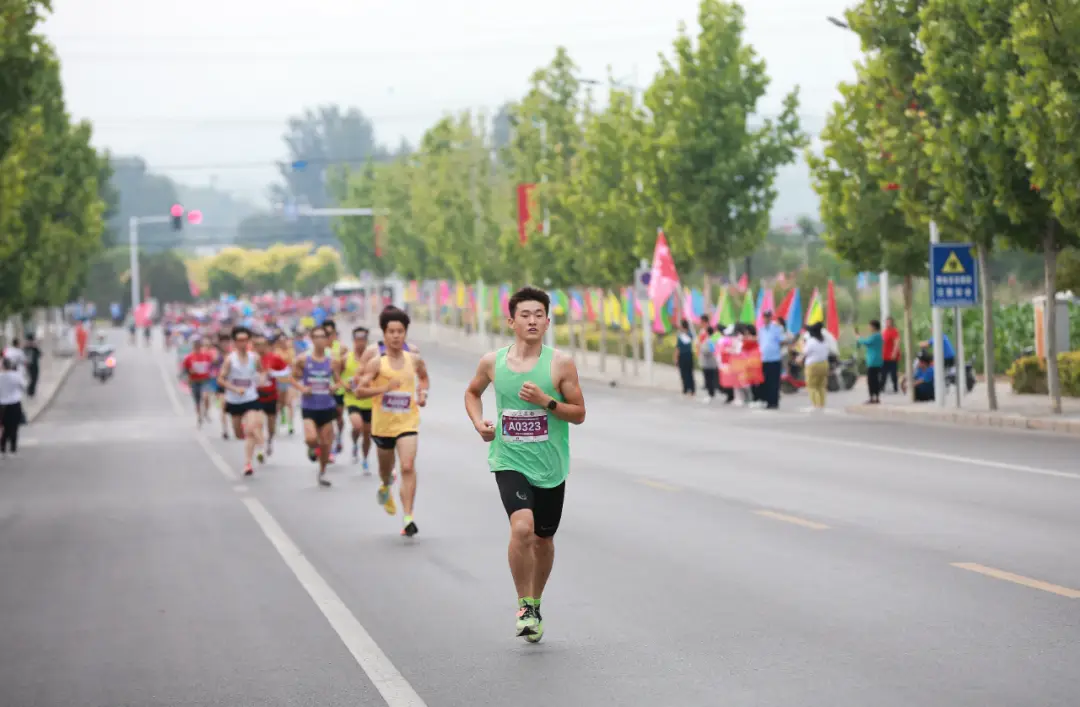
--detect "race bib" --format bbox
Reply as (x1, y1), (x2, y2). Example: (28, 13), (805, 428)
(310, 378), (331, 394)
(191, 362), (209, 375)
(381, 391), (412, 412)
(501, 409), (548, 442)
(232, 378), (252, 389)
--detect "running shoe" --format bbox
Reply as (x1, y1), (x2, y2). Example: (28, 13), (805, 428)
(377, 484), (396, 515)
(515, 604), (539, 638)
(525, 607), (544, 643)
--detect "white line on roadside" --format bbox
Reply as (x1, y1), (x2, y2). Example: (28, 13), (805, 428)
(156, 355), (186, 417)
(767, 430), (1080, 481)
(160, 350), (427, 705)
(241, 494), (429, 707)
(155, 354), (235, 481)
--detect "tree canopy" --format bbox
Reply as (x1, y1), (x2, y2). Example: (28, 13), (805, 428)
(0, 0), (109, 320)
(328, 0), (806, 288)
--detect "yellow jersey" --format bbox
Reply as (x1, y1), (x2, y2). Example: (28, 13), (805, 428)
(341, 347), (372, 410)
(371, 352), (420, 437)
(330, 340), (345, 395)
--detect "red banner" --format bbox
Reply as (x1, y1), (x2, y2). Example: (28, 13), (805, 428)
(720, 348), (764, 389)
(516, 183), (538, 245)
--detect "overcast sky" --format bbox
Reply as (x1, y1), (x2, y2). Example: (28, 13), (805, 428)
(43, 0), (862, 206)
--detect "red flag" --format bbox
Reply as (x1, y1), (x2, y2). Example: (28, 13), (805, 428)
(736, 273), (749, 293)
(516, 183), (539, 245)
(825, 280), (840, 340)
(188, 279), (201, 298)
(374, 216), (388, 258)
(776, 287), (795, 321)
(648, 229), (680, 333)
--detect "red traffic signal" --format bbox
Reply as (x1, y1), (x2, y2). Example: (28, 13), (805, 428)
(170, 204), (184, 218)
(187, 209), (203, 225)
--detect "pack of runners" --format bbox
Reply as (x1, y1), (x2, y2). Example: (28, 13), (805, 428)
(174, 287), (586, 643)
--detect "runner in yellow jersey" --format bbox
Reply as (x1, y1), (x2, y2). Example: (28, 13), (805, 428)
(341, 325), (373, 473)
(324, 319), (347, 458)
(354, 308), (430, 537)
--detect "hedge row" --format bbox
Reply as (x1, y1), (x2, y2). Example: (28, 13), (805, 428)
(1008, 352), (1080, 397)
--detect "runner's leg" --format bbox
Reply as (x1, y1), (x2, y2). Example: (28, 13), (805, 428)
(317, 420), (334, 482)
(395, 434), (418, 518)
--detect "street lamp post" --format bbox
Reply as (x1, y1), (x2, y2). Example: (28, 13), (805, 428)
(129, 215), (172, 312)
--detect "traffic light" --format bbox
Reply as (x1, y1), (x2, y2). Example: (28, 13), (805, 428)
(170, 204), (184, 231)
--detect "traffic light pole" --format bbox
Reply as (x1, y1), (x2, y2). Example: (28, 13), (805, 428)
(129, 215), (171, 314)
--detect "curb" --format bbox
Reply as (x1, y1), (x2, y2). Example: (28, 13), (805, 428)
(26, 356), (77, 424)
(843, 403), (1080, 437)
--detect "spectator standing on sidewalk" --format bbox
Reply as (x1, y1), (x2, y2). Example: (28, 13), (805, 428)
(757, 311), (786, 410)
(800, 323), (832, 410)
(0, 358), (27, 456)
(22, 333), (41, 398)
(696, 324), (720, 403)
(855, 320), (885, 404)
(674, 320), (696, 397)
(881, 317), (900, 394)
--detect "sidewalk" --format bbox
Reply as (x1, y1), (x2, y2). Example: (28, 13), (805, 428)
(843, 384), (1080, 436)
(24, 352), (77, 423)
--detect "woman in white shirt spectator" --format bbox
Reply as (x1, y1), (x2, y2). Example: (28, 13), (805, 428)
(0, 357), (27, 456)
(799, 323), (832, 410)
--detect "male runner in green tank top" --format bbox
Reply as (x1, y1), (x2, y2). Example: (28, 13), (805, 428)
(464, 286), (586, 643)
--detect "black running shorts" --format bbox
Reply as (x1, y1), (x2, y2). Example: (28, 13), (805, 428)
(302, 407), (337, 428)
(333, 393), (345, 408)
(224, 400), (260, 418)
(347, 406), (372, 424)
(494, 470), (566, 538)
(372, 431), (417, 450)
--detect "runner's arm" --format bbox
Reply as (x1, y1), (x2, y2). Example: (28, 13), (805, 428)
(216, 357), (232, 390)
(352, 356), (394, 397)
(413, 354), (430, 405)
(549, 351), (586, 425)
(463, 353), (495, 429)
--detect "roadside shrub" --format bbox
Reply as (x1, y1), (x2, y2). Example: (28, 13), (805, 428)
(1008, 351), (1080, 396)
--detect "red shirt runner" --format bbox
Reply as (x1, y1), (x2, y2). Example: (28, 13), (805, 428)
(258, 351), (288, 403)
(182, 351), (215, 382)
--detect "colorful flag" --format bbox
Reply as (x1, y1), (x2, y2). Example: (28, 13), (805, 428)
(755, 287), (775, 331)
(648, 229), (680, 333)
(786, 288), (803, 333)
(738, 287), (756, 324)
(806, 287), (824, 326)
(516, 183), (539, 245)
(825, 280), (840, 340)
(710, 289), (736, 328)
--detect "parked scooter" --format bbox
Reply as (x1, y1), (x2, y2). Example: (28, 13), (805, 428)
(91, 353), (116, 382)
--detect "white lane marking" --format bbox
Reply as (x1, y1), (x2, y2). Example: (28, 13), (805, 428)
(194, 433), (238, 481)
(233, 484), (249, 492)
(156, 354), (236, 482)
(769, 430), (1080, 481)
(241, 495), (428, 706)
(157, 355), (186, 417)
(181, 361), (428, 706)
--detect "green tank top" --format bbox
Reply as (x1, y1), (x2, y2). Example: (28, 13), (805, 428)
(488, 345), (570, 489)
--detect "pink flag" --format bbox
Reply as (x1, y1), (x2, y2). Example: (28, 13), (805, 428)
(755, 288), (775, 331)
(648, 229), (680, 333)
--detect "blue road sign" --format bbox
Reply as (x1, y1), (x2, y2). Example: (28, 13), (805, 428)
(930, 242), (979, 308)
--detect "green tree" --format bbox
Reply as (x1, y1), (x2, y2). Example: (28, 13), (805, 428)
(501, 48), (586, 287)
(566, 84), (653, 288)
(647, 0), (805, 275)
(1008, 0), (1080, 410)
(915, 0), (1042, 411)
(808, 72), (925, 398)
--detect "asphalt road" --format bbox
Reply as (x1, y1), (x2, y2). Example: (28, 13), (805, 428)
(2, 332), (1079, 707)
